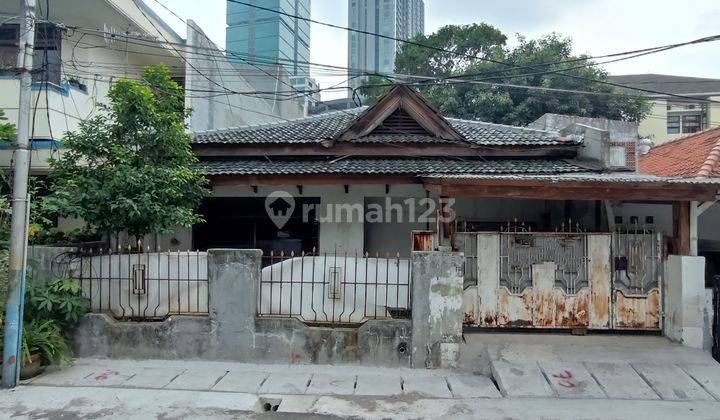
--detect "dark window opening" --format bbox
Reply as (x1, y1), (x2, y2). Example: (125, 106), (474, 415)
(0, 23), (62, 84)
(681, 114), (702, 134)
(666, 115), (680, 134)
(192, 197), (320, 258)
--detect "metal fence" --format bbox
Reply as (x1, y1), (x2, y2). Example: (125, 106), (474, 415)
(68, 247), (208, 320)
(258, 250), (412, 325)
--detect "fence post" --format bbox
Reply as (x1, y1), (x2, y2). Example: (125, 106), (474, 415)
(208, 249), (261, 360)
(410, 251), (464, 368)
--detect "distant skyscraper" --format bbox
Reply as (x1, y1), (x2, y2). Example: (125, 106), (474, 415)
(348, 0), (425, 94)
(226, 0), (311, 77)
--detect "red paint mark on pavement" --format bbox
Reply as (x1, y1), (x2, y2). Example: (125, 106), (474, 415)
(552, 370), (576, 388)
(95, 370), (119, 381)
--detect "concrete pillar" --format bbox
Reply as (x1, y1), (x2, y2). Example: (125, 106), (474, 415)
(208, 249), (261, 359)
(411, 251), (464, 368)
(664, 255), (706, 349)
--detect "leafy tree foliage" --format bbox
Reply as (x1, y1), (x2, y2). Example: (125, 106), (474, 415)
(48, 65), (208, 240)
(0, 108), (16, 143)
(361, 25), (650, 125)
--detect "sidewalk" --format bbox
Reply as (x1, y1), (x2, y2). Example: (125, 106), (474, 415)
(2, 354), (719, 419)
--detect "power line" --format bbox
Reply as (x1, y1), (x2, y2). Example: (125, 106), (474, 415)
(228, 0), (720, 105)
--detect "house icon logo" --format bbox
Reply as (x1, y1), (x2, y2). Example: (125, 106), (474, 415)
(265, 191), (296, 229)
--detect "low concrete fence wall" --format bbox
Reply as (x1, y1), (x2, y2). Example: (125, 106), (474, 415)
(71, 249), (466, 368)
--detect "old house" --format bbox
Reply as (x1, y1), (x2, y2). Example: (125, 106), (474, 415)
(187, 86), (717, 334)
(62, 85), (719, 367)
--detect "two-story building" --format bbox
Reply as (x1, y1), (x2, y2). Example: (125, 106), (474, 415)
(0, 0), (302, 173)
(609, 74), (720, 145)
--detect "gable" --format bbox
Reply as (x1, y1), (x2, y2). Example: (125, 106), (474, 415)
(371, 108), (432, 136)
(336, 85), (464, 143)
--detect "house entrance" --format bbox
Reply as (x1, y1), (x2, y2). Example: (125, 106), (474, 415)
(460, 229), (663, 331)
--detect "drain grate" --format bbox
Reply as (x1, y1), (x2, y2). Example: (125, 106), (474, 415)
(256, 397), (282, 413)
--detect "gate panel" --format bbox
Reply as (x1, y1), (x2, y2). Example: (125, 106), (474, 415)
(612, 231), (663, 330)
(588, 235), (611, 328)
(465, 232), (612, 329)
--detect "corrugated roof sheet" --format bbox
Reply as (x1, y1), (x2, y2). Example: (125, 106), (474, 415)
(198, 158), (587, 176)
(192, 108), (568, 146)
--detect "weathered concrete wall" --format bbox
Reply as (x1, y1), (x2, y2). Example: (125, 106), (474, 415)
(71, 314), (212, 360)
(72, 249), (413, 367)
(664, 255), (707, 349)
(208, 249), (261, 360)
(411, 251), (464, 368)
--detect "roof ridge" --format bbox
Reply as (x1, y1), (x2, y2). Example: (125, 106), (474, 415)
(697, 136), (720, 178)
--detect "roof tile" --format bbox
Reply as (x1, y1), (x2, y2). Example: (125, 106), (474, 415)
(640, 127), (720, 178)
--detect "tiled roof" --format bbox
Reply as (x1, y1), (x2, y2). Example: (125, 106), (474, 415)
(640, 127), (720, 178)
(199, 158), (587, 176)
(609, 74), (720, 96)
(424, 172), (720, 185)
(192, 108), (567, 146)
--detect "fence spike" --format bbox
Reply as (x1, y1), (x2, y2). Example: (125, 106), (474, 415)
(290, 250), (295, 257)
(301, 250), (305, 257)
(280, 250), (285, 258)
(259, 249), (264, 257)
(270, 250), (274, 257)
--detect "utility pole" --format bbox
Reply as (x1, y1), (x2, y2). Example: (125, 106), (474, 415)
(2, 0), (36, 389)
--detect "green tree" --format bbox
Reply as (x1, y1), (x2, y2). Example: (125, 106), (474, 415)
(361, 25), (649, 125)
(48, 64), (208, 241)
(0, 108), (16, 143)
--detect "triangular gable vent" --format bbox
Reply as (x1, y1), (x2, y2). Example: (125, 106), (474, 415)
(371, 108), (432, 136)
(336, 85), (464, 142)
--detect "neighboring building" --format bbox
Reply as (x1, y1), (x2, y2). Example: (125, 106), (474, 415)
(347, 0), (425, 93)
(609, 74), (720, 145)
(0, 0), (297, 173)
(289, 75), (320, 114)
(226, 0), (311, 77)
(308, 97), (358, 115)
(529, 113), (641, 171)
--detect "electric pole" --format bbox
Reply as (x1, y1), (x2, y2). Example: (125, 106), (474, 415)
(2, 0), (36, 389)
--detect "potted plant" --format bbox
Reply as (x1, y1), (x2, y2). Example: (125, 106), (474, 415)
(64, 75), (87, 92)
(0, 278), (89, 380)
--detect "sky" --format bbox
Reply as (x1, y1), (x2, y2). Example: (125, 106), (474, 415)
(146, 0), (720, 101)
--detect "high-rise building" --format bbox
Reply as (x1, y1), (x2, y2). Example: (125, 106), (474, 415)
(226, 0), (311, 77)
(348, 0), (425, 94)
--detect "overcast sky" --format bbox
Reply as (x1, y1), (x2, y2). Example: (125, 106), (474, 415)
(147, 0), (720, 100)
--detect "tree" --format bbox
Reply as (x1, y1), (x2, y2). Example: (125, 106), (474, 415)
(48, 65), (208, 241)
(360, 25), (650, 126)
(0, 108), (16, 143)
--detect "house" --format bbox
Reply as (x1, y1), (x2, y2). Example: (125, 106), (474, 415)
(0, 0), (302, 173)
(639, 126), (720, 283)
(186, 85), (719, 341)
(609, 74), (720, 145)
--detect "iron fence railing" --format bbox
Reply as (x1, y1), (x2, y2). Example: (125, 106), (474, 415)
(258, 250), (412, 325)
(68, 247), (208, 320)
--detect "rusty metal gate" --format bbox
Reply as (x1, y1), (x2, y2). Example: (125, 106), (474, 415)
(611, 230), (663, 330)
(461, 231), (612, 329)
(461, 228), (663, 331)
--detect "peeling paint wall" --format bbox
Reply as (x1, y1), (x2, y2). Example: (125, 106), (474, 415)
(411, 251), (464, 368)
(664, 256), (706, 348)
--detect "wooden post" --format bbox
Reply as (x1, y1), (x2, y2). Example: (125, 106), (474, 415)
(673, 201), (691, 256)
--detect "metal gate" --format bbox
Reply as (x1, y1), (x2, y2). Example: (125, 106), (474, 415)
(462, 229), (663, 331)
(611, 230), (663, 330)
(461, 231), (612, 329)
